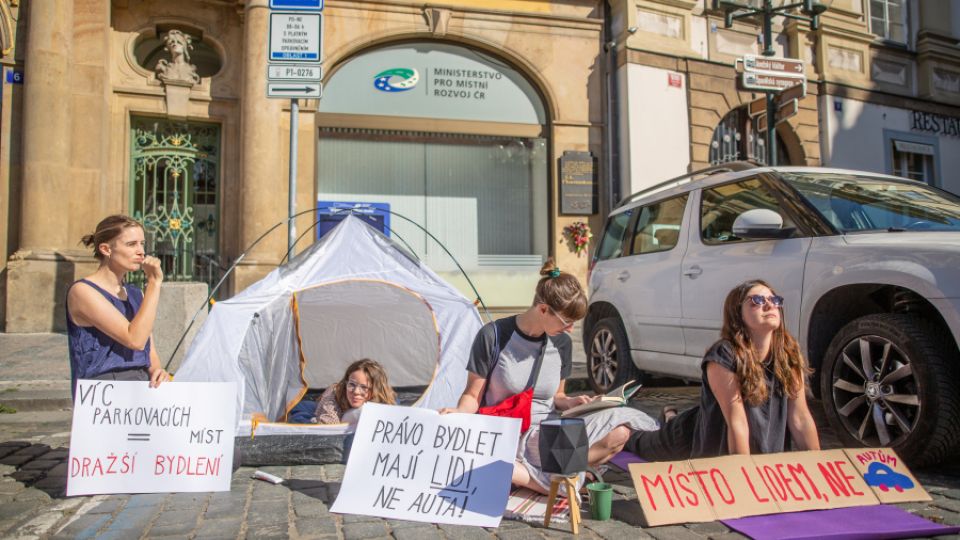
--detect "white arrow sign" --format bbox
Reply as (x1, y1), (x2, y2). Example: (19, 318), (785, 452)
(267, 82), (322, 99)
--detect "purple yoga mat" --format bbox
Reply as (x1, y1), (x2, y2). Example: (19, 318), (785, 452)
(722, 505), (960, 540)
(609, 450), (646, 471)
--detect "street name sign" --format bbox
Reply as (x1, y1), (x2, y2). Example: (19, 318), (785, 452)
(269, 0), (323, 10)
(741, 71), (805, 92)
(269, 12), (323, 63)
(268, 63), (322, 82)
(742, 54), (805, 76)
(267, 82), (322, 99)
(748, 82), (806, 117)
(757, 99), (798, 132)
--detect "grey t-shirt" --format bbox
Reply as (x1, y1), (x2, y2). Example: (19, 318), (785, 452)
(466, 316), (572, 425)
(691, 340), (789, 458)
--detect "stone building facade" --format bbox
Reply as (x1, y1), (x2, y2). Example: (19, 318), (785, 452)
(1, 0), (609, 332)
(609, 0), (960, 197)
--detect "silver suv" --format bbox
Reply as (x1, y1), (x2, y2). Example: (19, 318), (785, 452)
(585, 162), (960, 466)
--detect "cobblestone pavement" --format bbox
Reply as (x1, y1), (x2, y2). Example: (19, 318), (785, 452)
(1, 333), (959, 539)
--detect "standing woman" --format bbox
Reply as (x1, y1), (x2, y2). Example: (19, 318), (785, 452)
(66, 215), (171, 394)
(441, 259), (656, 495)
(629, 279), (820, 459)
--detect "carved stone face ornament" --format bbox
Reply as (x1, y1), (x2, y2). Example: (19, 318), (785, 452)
(155, 29), (201, 86)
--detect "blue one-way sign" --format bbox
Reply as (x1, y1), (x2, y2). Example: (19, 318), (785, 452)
(269, 0), (323, 10)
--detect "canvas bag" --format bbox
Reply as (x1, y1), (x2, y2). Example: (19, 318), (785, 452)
(477, 322), (546, 434)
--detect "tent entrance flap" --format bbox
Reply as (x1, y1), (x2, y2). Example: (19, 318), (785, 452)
(295, 280), (441, 389)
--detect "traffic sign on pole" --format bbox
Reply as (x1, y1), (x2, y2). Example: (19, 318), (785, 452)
(267, 82), (322, 99)
(742, 54), (805, 76)
(748, 82), (805, 117)
(269, 0), (323, 10)
(269, 12), (323, 63)
(741, 71), (805, 92)
(756, 99), (799, 132)
(268, 63), (322, 82)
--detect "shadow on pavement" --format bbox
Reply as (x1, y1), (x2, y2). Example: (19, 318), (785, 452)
(0, 441), (68, 498)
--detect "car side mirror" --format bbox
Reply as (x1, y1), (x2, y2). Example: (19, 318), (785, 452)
(732, 209), (795, 239)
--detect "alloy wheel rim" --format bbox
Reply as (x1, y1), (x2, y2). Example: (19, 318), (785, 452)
(831, 334), (921, 447)
(589, 328), (618, 390)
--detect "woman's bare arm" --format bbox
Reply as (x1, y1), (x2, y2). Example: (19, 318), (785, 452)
(706, 362), (751, 454)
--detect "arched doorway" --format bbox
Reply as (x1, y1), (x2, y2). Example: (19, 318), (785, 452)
(709, 105), (790, 166)
(316, 41), (550, 304)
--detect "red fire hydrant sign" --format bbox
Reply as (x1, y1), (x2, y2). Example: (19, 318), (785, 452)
(628, 448), (929, 526)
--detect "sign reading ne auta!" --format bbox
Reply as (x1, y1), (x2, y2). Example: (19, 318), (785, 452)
(67, 381), (237, 496)
(330, 403), (521, 528)
(628, 448), (930, 527)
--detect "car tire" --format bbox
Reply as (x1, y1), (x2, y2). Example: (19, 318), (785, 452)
(586, 317), (640, 394)
(820, 313), (960, 467)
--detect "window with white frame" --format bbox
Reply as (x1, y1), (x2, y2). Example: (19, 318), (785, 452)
(870, 0), (907, 43)
(891, 140), (935, 184)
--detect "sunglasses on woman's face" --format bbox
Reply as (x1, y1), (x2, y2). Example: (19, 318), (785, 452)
(745, 294), (784, 307)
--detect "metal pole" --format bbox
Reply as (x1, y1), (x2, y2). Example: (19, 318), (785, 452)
(762, 0), (777, 166)
(288, 98), (299, 257)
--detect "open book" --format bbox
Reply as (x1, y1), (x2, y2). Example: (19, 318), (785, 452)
(560, 380), (642, 418)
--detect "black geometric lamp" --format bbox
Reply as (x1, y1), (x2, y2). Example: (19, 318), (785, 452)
(539, 418), (589, 475)
(539, 418), (590, 534)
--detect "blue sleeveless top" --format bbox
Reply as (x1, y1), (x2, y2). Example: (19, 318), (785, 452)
(66, 279), (152, 386)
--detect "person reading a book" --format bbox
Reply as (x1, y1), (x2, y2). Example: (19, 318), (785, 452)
(627, 279), (820, 460)
(440, 259), (657, 495)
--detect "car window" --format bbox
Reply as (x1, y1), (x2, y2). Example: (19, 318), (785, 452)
(781, 172), (960, 232)
(595, 209), (633, 261)
(629, 195), (687, 255)
(701, 177), (797, 244)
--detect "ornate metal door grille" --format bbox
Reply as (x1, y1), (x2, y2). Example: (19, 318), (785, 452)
(130, 117), (222, 288)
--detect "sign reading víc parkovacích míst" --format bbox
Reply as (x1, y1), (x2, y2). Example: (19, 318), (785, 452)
(330, 403), (521, 528)
(560, 151), (598, 215)
(67, 381), (237, 495)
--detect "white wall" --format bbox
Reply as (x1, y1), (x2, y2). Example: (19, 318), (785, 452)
(618, 63), (691, 198)
(821, 95), (960, 195)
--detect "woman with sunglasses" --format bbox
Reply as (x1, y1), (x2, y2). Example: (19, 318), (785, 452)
(441, 258), (656, 494)
(315, 358), (396, 424)
(628, 279), (820, 459)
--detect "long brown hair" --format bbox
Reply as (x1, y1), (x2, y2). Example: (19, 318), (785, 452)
(80, 215), (143, 261)
(719, 279), (809, 405)
(334, 358), (396, 411)
(533, 257), (587, 322)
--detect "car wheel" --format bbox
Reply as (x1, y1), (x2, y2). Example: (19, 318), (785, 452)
(820, 313), (960, 467)
(586, 317), (640, 394)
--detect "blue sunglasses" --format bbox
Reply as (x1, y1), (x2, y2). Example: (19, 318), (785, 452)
(746, 294), (784, 307)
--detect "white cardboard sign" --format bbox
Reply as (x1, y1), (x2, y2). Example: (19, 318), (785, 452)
(330, 403), (521, 527)
(67, 380), (237, 496)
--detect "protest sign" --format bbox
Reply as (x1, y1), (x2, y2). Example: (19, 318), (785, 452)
(330, 402), (521, 527)
(629, 448), (929, 526)
(67, 381), (237, 496)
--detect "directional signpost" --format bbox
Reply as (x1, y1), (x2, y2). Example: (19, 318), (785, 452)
(267, 2), (324, 257)
(737, 54), (806, 166)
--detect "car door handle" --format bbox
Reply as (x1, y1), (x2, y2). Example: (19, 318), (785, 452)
(617, 271), (630, 282)
(683, 266), (703, 277)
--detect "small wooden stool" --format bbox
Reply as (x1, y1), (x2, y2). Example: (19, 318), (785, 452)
(543, 474), (581, 534)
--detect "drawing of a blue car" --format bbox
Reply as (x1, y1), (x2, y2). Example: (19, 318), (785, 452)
(863, 462), (914, 493)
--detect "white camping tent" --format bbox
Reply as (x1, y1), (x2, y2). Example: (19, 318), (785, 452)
(176, 215), (483, 436)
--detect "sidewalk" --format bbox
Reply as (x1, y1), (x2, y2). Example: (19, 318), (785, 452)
(1, 333), (959, 539)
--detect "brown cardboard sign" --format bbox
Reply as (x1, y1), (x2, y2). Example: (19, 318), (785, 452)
(843, 448), (931, 503)
(627, 460), (717, 526)
(629, 449), (928, 527)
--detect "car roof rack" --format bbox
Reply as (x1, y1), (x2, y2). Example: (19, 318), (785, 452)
(615, 161), (760, 209)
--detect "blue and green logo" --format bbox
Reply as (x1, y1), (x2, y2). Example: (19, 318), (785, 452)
(373, 68), (419, 92)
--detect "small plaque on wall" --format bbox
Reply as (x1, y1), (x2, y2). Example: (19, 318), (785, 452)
(559, 151), (598, 215)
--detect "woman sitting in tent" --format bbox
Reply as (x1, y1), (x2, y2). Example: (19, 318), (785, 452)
(312, 359), (397, 425)
(626, 279), (820, 460)
(441, 259), (656, 495)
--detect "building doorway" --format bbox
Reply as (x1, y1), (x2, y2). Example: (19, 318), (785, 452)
(129, 117), (223, 290)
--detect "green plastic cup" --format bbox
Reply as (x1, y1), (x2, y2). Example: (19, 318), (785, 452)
(586, 481), (613, 521)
